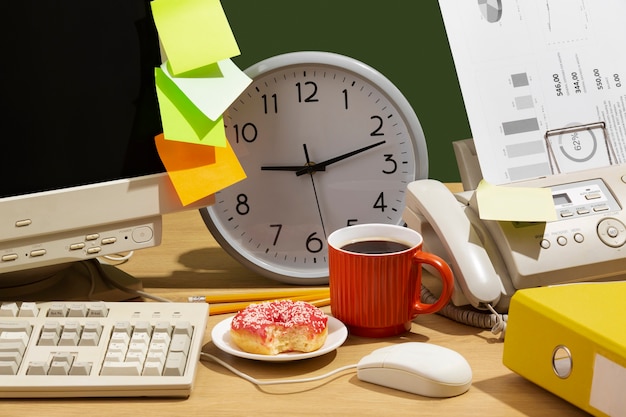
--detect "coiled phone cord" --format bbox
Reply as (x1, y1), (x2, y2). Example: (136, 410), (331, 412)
(421, 286), (507, 338)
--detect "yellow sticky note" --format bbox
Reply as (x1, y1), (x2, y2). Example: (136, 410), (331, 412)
(476, 180), (557, 222)
(155, 67), (227, 146)
(160, 59), (251, 121)
(155, 133), (247, 206)
(151, 0), (240, 76)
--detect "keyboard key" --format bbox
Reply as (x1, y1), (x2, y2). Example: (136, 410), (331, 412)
(67, 303), (88, 317)
(17, 302), (39, 317)
(26, 361), (49, 375)
(47, 303), (68, 317)
(70, 361), (92, 376)
(87, 303), (108, 318)
(163, 351), (187, 376)
(101, 361), (142, 376)
(0, 303), (19, 317)
(0, 360), (19, 375)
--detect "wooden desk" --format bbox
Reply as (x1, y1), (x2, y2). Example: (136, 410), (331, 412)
(1, 207), (589, 416)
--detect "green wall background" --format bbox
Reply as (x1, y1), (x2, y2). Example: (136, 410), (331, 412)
(222, 0), (471, 183)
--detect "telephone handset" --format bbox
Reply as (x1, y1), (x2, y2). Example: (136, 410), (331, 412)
(403, 163), (626, 315)
(403, 179), (514, 313)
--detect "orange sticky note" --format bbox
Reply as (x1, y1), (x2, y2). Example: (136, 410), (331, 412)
(155, 132), (247, 206)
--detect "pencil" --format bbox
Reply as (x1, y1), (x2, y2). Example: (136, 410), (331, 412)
(207, 294), (331, 315)
(188, 288), (329, 304)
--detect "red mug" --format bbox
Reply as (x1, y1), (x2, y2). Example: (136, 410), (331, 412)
(328, 223), (454, 337)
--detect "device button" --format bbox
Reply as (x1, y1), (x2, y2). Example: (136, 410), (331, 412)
(597, 218), (626, 247)
(86, 234), (100, 241)
(559, 210), (574, 218)
(15, 219), (32, 227)
(585, 192), (602, 200)
(573, 233), (584, 243)
(132, 226), (154, 243)
(101, 237), (117, 245)
(1, 253), (18, 262)
(69, 243), (86, 251)
(540, 239), (551, 249)
(593, 205), (610, 212)
(87, 247), (102, 255)
(557, 236), (567, 246)
(29, 249), (46, 258)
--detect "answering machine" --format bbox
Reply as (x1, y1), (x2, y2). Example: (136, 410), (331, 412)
(403, 139), (626, 313)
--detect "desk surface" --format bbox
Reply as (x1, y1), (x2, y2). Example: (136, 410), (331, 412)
(2, 194), (589, 416)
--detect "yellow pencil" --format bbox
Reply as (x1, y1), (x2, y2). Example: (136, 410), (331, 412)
(208, 294), (331, 315)
(189, 288), (329, 304)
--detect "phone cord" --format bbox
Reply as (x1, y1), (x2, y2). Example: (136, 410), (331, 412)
(420, 286), (507, 338)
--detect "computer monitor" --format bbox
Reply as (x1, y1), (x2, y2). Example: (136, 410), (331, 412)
(0, 1), (213, 301)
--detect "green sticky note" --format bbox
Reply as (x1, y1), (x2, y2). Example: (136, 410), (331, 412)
(155, 67), (227, 146)
(151, 0), (240, 76)
(160, 59), (251, 121)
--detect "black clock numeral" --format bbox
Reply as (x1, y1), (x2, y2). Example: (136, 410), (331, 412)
(347, 219), (358, 226)
(306, 232), (324, 253)
(382, 154), (398, 174)
(262, 93), (277, 114)
(373, 192), (388, 212)
(370, 115), (384, 136)
(296, 81), (319, 103)
(232, 123), (258, 143)
(342, 89), (348, 110)
(235, 193), (250, 215)
(270, 224), (282, 245)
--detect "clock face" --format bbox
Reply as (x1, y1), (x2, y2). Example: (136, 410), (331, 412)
(201, 52), (427, 284)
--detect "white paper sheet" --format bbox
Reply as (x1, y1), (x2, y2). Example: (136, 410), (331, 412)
(438, 0), (626, 184)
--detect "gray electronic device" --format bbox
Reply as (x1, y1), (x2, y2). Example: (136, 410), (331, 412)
(403, 162), (626, 313)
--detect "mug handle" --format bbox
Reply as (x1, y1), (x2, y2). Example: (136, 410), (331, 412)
(410, 251), (454, 315)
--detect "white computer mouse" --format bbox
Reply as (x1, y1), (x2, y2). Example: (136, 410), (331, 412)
(356, 342), (472, 398)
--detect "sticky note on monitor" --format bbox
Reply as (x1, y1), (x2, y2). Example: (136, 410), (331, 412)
(150, 0), (240, 76)
(160, 59), (251, 122)
(155, 67), (227, 147)
(154, 133), (247, 206)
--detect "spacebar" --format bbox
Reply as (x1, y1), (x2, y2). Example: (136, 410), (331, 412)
(100, 362), (142, 376)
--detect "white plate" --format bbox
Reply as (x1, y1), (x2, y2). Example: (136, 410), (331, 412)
(211, 316), (348, 361)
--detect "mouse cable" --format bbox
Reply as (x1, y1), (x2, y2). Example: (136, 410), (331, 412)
(200, 352), (357, 386)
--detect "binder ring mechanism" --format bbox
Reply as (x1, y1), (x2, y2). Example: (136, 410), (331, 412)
(544, 121), (617, 175)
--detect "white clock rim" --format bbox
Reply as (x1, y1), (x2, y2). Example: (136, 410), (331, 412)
(200, 51), (429, 285)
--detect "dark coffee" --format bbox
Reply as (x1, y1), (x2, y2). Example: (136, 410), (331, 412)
(341, 239), (412, 254)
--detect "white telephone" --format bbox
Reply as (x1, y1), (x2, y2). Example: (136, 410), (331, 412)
(403, 140), (626, 315)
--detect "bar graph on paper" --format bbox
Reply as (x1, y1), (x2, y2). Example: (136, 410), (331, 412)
(438, 0), (626, 184)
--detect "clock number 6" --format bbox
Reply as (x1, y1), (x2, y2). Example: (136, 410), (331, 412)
(306, 232), (324, 253)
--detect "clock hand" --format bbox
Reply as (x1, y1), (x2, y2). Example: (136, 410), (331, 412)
(260, 165), (326, 172)
(303, 144), (327, 238)
(295, 140), (386, 176)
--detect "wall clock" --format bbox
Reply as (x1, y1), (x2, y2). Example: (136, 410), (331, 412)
(200, 51), (428, 284)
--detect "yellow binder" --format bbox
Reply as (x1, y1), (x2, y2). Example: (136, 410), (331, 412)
(503, 282), (626, 417)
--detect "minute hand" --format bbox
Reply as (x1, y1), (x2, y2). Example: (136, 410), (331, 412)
(295, 140), (386, 176)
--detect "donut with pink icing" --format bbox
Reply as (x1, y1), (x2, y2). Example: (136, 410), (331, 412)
(230, 300), (328, 355)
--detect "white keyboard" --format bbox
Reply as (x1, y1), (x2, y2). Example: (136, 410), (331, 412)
(0, 301), (208, 398)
